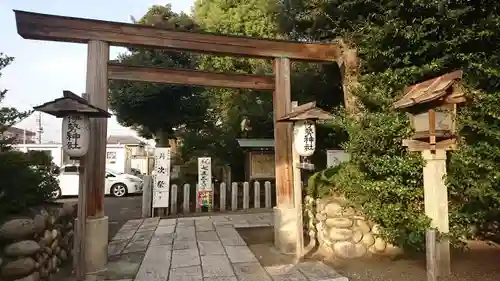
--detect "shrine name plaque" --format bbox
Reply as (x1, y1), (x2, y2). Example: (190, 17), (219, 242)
(250, 152), (275, 179)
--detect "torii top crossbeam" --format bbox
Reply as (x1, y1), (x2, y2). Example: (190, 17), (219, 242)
(13, 10), (341, 62)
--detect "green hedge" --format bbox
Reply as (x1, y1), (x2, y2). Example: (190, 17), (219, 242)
(0, 150), (60, 222)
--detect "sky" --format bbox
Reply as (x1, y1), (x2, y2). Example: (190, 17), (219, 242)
(0, 0), (194, 143)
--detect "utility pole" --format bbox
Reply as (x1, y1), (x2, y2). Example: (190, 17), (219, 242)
(36, 112), (43, 144)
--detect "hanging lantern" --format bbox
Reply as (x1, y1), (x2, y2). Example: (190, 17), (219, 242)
(293, 120), (316, 157)
(62, 114), (90, 158)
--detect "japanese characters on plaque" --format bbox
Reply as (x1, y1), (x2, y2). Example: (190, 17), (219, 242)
(153, 147), (171, 208)
(197, 157), (212, 208)
(197, 157), (212, 190)
(62, 114), (90, 158)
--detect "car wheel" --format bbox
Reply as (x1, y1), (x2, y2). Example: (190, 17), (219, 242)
(51, 187), (62, 200)
(111, 183), (128, 197)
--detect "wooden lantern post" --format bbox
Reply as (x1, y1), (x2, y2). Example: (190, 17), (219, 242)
(277, 101), (335, 263)
(393, 70), (466, 280)
(33, 91), (111, 280)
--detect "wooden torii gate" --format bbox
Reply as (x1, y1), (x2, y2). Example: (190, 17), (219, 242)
(13, 9), (342, 274)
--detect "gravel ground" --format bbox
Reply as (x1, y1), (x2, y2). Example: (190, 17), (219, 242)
(239, 227), (500, 281)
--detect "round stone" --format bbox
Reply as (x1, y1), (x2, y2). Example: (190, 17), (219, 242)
(328, 228), (353, 241)
(315, 213), (327, 221)
(356, 220), (371, 233)
(333, 241), (367, 259)
(361, 233), (375, 247)
(62, 202), (75, 216)
(33, 215), (46, 234)
(316, 200), (325, 212)
(374, 237), (387, 252)
(0, 219), (36, 240)
(352, 230), (363, 243)
(1, 257), (36, 278)
(325, 218), (353, 228)
(4, 240), (41, 257)
(342, 207), (355, 216)
(12, 272), (40, 281)
(372, 224), (381, 234)
(324, 201), (342, 217)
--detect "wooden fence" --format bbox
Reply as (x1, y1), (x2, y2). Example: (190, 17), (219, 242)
(143, 178), (276, 217)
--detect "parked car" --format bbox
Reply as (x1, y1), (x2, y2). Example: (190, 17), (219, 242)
(130, 168), (144, 179)
(53, 165), (143, 198)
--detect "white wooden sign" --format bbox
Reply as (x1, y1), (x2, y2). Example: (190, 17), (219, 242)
(326, 149), (350, 168)
(153, 147), (171, 208)
(198, 157), (212, 190)
(153, 191), (169, 208)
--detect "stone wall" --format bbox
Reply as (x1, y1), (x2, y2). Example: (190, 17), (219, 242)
(305, 195), (400, 259)
(0, 203), (76, 281)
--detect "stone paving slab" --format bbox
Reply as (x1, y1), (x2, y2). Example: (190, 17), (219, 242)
(101, 212), (347, 281)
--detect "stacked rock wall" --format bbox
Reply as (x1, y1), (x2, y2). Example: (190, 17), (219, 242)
(0, 203), (76, 281)
(305, 195), (399, 259)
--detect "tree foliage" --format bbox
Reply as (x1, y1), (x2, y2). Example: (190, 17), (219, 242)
(0, 54), (59, 222)
(183, 0), (345, 177)
(108, 5), (209, 146)
(279, 1), (500, 250)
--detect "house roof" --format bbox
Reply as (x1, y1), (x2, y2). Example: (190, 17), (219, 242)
(7, 127), (36, 136)
(107, 135), (143, 145)
(393, 70), (465, 110)
(236, 138), (275, 148)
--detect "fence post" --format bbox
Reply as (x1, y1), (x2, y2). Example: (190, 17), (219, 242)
(254, 181), (261, 209)
(426, 229), (438, 281)
(183, 184), (190, 213)
(231, 182), (238, 211)
(243, 182), (250, 210)
(265, 181), (272, 208)
(141, 175), (153, 218)
(220, 182), (227, 212)
(170, 184), (178, 215)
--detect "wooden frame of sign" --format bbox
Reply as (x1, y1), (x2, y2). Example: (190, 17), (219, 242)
(13, 10), (345, 220)
(402, 138), (457, 152)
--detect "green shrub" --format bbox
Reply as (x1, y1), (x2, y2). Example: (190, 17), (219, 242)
(0, 53), (60, 222)
(0, 150), (60, 221)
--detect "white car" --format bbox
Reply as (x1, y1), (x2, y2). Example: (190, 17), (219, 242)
(54, 165), (144, 198)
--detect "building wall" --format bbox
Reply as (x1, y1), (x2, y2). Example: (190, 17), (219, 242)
(3, 130), (36, 144)
(13, 144), (63, 166)
(106, 145), (127, 173)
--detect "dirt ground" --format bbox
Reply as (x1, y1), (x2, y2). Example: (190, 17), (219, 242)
(237, 227), (500, 281)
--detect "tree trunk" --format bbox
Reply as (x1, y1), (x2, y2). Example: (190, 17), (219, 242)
(337, 40), (361, 117)
(154, 130), (172, 147)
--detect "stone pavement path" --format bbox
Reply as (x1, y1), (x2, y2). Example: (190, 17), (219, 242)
(95, 213), (347, 281)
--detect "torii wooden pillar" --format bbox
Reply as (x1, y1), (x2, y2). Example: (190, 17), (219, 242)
(13, 10), (342, 273)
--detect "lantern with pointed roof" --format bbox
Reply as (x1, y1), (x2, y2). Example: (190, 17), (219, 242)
(393, 70), (466, 150)
(277, 101), (335, 157)
(33, 90), (111, 158)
